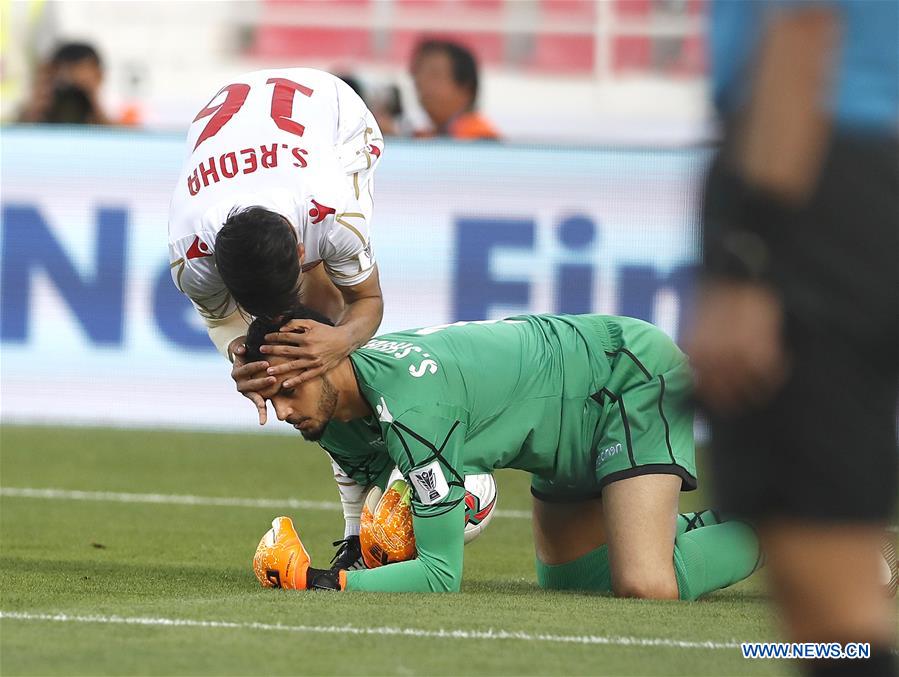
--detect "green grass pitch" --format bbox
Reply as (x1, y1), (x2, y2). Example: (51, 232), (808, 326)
(0, 425), (788, 676)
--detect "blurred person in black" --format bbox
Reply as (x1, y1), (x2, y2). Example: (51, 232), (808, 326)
(18, 41), (113, 125)
(410, 39), (498, 141)
(336, 72), (404, 136)
(686, 2), (898, 676)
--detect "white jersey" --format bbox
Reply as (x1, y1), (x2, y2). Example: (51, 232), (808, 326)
(168, 68), (383, 324)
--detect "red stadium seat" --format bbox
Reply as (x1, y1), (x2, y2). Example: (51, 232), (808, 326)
(251, 25), (372, 61)
(530, 34), (594, 73)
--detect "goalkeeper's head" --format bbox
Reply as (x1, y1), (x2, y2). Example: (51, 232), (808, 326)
(244, 305), (341, 441)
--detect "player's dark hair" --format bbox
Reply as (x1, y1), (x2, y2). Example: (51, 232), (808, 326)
(244, 304), (335, 364)
(50, 42), (102, 68)
(215, 206), (301, 319)
(412, 39), (480, 107)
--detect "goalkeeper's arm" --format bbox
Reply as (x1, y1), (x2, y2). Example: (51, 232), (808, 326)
(344, 499), (466, 592)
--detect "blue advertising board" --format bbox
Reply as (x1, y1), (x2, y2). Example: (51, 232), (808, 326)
(1, 127), (707, 430)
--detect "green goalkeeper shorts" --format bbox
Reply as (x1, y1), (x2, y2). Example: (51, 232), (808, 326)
(532, 317), (697, 502)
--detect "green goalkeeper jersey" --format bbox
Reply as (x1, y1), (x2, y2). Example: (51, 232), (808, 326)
(319, 314), (690, 593)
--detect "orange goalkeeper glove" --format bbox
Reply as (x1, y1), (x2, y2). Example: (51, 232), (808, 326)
(359, 478), (416, 568)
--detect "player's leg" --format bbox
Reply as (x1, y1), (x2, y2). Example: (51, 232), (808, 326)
(762, 524), (895, 644)
(677, 509), (725, 536)
(532, 495), (613, 592)
(531, 488), (756, 597)
(534, 317), (761, 598)
(601, 472), (761, 600)
(596, 319), (761, 600)
(327, 456), (366, 570)
(711, 315), (898, 668)
(602, 473), (680, 598)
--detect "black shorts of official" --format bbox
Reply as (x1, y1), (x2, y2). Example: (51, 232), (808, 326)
(704, 133), (899, 523)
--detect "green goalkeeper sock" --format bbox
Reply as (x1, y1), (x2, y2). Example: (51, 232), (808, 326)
(673, 521), (762, 600)
(535, 545), (612, 593)
(536, 513), (761, 598)
(676, 509), (725, 536)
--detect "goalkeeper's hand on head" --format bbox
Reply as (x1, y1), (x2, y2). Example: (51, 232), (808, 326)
(253, 516), (346, 590)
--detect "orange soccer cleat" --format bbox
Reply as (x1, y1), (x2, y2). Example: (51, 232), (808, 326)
(253, 516), (310, 590)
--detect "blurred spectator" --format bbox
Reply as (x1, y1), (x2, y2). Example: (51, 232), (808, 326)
(336, 72), (404, 136)
(336, 73), (366, 101)
(410, 39), (499, 140)
(368, 83), (404, 137)
(366, 83), (404, 137)
(18, 41), (114, 125)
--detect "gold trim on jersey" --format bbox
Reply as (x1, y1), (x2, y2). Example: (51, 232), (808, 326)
(169, 256), (233, 320)
(170, 257), (187, 292)
(335, 212), (368, 245)
(324, 260), (375, 282)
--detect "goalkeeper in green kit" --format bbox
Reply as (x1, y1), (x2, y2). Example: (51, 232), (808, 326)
(248, 307), (762, 598)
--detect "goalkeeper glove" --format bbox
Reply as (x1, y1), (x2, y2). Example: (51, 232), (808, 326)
(359, 479), (417, 568)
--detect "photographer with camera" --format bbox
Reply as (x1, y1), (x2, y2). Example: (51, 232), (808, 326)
(18, 42), (112, 125)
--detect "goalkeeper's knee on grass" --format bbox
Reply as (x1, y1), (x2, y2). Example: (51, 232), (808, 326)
(536, 545), (612, 593)
(536, 518), (761, 600)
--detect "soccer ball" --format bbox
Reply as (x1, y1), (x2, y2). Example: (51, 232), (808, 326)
(463, 472), (497, 544)
(381, 467), (497, 543)
(360, 469), (497, 567)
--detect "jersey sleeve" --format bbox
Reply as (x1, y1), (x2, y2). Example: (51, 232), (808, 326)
(344, 501), (465, 592)
(319, 83), (381, 289)
(343, 408), (468, 592)
(319, 443), (394, 491)
(386, 409), (468, 518)
(319, 204), (376, 287)
(333, 75), (384, 174)
(169, 242), (237, 323)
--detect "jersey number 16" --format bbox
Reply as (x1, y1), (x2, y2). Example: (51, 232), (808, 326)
(192, 77), (313, 150)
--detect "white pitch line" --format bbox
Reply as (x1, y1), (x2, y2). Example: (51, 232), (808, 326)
(0, 487), (532, 520)
(0, 611), (741, 651)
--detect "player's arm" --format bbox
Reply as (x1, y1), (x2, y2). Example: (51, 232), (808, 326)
(320, 443), (395, 563)
(735, 5), (836, 203)
(278, 263), (383, 388)
(332, 264), (383, 356)
(347, 499), (465, 592)
(687, 6), (838, 413)
(254, 411), (468, 592)
(170, 249), (273, 422)
(265, 211), (383, 387)
(344, 411), (468, 592)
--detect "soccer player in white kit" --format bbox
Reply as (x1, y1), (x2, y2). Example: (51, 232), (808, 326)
(168, 68), (384, 569)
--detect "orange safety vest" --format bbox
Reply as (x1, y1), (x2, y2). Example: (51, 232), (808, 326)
(416, 111), (500, 141)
